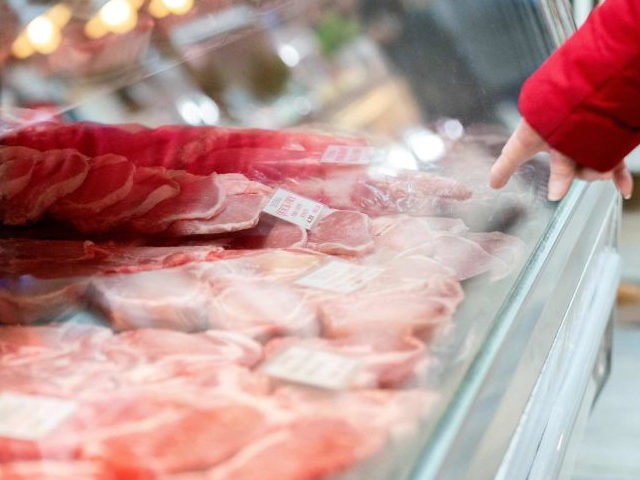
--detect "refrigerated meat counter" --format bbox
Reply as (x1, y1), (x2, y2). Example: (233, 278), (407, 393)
(0, 1), (620, 479)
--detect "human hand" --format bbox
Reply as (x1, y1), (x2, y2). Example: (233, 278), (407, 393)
(490, 120), (633, 201)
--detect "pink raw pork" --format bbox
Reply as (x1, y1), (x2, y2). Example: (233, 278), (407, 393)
(131, 170), (224, 234)
(200, 273), (319, 339)
(82, 401), (272, 476)
(307, 209), (373, 256)
(206, 416), (384, 480)
(101, 328), (262, 368)
(70, 166), (179, 234)
(3, 149), (89, 225)
(86, 267), (211, 331)
(264, 332), (427, 388)
(0, 146), (38, 199)
(315, 275), (463, 338)
(221, 217), (307, 250)
(0, 323), (112, 359)
(50, 154), (134, 218)
(0, 460), (110, 480)
(168, 193), (267, 236)
(0, 390), (190, 462)
(0, 278), (88, 325)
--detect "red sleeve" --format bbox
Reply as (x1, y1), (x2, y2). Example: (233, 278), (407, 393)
(519, 0), (640, 172)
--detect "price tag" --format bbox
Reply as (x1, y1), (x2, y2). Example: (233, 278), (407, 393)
(295, 260), (383, 293)
(321, 145), (382, 165)
(0, 393), (76, 440)
(262, 189), (326, 230)
(262, 346), (362, 390)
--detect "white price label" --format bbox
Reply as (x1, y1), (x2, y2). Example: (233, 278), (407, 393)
(321, 145), (382, 165)
(262, 346), (362, 390)
(295, 260), (383, 293)
(262, 189), (326, 230)
(0, 393), (76, 440)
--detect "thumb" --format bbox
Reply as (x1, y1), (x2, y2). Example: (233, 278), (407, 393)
(490, 121), (547, 189)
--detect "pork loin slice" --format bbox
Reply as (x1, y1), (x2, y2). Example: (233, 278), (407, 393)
(82, 401), (272, 476)
(223, 217), (307, 250)
(50, 154), (135, 218)
(206, 416), (385, 480)
(101, 328), (262, 367)
(0, 460), (107, 480)
(200, 273), (319, 339)
(0, 279), (88, 326)
(86, 267), (211, 331)
(316, 275), (463, 338)
(0, 390), (189, 462)
(426, 234), (509, 281)
(0, 323), (112, 359)
(307, 209), (373, 256)
(3, 149), (89, 225)
(217, 173), (272, 195)
(264, 332), (426, 388)
(131, 171), (225, 234)
(464, 231), (527, 279)
(168, 193), (268, 236)
(0, 146), (38, 199)
(70, 166), (180, 234)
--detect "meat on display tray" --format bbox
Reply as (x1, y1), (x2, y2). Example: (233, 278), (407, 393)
(0, 120), (548, 480)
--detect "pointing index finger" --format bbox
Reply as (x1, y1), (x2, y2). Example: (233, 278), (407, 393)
(490, 121), (547, 189)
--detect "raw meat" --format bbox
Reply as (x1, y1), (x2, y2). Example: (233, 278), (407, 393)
(0, 278), (87, 325)
(222, 217), (308, 250)
(465, 231), (527, 279)
(307, 210), (373, 256)
(81, 400), (274, 476)
(131, 170), (225, 234)
(217, 173), (273, 195)
(0, 146), (38, 199)
(3, 149), (89, 225)
(0, 460), (110, 480)
(0, 122), (365, 179)
(315, 275), (464, 338)
(0, 323), (112, 358)
(426, 234), (509, 281)
(0, 238), (227, 279)
(168, 193), (268, 236)
(264, 332), (427, 388)
(0, 390), (190, 462)
(206, 417), (384, 480)
(200, 273), (319, 339)
(50, 154), (135, 218)
(100, 328), (263, 367)
(86, 267), (211, 331)
(281, 168), (473, 216)
(70, 166), (180, 234)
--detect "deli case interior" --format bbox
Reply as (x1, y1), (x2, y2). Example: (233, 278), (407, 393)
(0, 1), (621, 479)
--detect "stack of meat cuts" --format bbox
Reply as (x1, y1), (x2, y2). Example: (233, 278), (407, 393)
(0, 121), (526, 479)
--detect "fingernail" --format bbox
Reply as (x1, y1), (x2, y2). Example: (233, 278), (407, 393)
(547, 185), (562, 201)
(547, 192), (561, 201)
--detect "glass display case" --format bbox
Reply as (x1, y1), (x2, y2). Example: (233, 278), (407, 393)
(0, 1), (620, 479)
